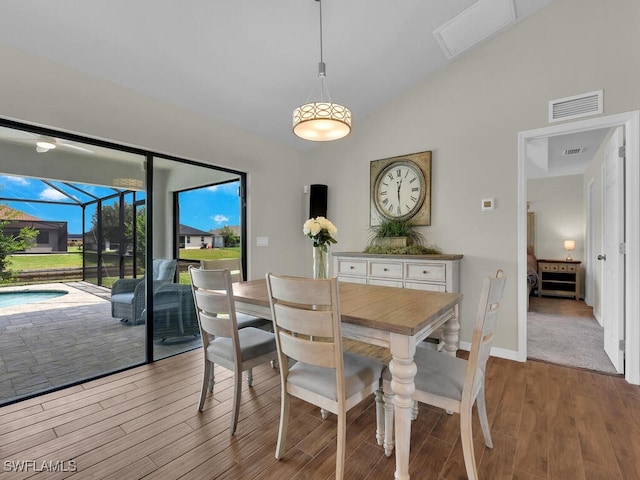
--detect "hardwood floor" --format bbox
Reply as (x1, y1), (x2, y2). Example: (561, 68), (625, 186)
(1, 348), (639, 479)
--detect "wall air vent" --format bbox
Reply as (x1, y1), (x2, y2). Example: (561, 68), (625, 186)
(549, 90), (603, 123)
(562, 147), (584, 156)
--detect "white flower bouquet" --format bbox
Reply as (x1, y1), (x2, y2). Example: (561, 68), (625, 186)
(303, 216), (338, 251)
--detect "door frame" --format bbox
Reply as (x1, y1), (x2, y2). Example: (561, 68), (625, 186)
(517, 111), (640, 385)
(585, 178), (596, 312)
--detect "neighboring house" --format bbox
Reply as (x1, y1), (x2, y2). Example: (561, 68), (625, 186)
(179, 224), (214, 249)
(209, 225), (240, 248)
(0, 206), (67, 253)
(67, 233), (83, 248)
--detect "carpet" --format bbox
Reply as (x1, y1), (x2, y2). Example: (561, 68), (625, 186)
(527, 296), (618, 375)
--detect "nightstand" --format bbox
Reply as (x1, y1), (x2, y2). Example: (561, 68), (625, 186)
(537, 259), (581, 300)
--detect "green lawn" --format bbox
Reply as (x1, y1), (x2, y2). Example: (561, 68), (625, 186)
(7, 248), (240, 271)
(179, 247), (240, 261)
(7, 253), (84, 270)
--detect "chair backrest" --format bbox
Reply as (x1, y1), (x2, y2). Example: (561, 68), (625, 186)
(201, 258), (244, 283)
(464, 269), (507, 402)
(189, 266), (240, 352)
(266, 274), (344, 373)
(152, 258), (178, 282)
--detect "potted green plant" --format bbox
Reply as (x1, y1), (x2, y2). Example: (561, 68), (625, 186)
(368, 219), (423, 248)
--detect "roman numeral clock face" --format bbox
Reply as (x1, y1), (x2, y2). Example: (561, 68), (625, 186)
(374, 161), (426, 221)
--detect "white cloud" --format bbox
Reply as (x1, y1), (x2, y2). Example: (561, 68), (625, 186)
(212, 214), (230, 224)
(39, 187), (68, 201)
(207, 182), (238, 195)
(2, 175), (29, 185)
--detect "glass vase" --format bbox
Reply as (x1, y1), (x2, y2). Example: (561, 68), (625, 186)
(313, 245), (330, 279)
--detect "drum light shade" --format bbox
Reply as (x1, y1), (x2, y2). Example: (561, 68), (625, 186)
(293, 102), (352, 141)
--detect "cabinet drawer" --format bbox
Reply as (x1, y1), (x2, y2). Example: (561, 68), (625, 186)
(337, 259), (367, 276)
(540, 262), (577, 273)
(369, 278), (403, 288)
(558, 264), (576, 272)
(369, 261), (403, 279)
(404, 281), (446, 292)
(405, 263), (446, 282)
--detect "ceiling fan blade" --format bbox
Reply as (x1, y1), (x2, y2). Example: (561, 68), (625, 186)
(0, 126), (38, 140)
(59, 142), (93, 154)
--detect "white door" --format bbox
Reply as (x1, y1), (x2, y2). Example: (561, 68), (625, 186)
(602, 126), (625, 373)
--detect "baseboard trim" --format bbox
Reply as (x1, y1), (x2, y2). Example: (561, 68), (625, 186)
(459, 341), (521, 362)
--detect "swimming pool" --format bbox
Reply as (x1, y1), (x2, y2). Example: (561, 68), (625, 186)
(0, 290), (68, 308)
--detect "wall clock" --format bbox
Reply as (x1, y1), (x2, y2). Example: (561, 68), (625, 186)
(370, 151), (431, 226)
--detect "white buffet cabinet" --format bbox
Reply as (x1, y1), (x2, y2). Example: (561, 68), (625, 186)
(332, 252), (463, 293)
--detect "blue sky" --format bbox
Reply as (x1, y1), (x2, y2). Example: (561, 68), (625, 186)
(0, 174), (240, 234)
(178, 181), (241, 232)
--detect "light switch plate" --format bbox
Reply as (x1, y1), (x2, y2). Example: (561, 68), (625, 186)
(256, 236), (269, 247)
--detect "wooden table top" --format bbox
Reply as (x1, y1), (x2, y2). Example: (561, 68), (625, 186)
(233, 279), (462, 336)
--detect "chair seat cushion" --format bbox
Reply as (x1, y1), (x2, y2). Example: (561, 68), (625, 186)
(111, 292), (135, 306)
(383, 349), (481, 401)
(207, 327), (276, 363)
(236, 313), (271, 330)
(288, 352), (383, 401)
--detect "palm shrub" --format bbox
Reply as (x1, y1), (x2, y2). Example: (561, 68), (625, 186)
(369, 219), (424, 246)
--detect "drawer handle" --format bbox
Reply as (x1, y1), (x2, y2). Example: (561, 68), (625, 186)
(349, 266), (354, 270)
(422, 270), (429, 274)
(383, 268), (389, 272)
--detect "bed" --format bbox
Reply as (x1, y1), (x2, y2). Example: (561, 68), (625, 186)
(527, 247), (538, 299)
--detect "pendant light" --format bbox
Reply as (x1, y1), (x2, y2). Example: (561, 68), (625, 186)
(292, 0), (352, 141)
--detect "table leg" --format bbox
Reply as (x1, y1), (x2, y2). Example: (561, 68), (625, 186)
(389, 333), (417, 480)
(441, 304), (460, 357)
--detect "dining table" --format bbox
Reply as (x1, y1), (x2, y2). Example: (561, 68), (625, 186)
(232, 278), (463, 480)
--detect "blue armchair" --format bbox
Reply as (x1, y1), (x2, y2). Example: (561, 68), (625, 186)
(111, 258), (178, 325)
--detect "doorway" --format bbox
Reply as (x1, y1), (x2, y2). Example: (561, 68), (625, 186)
(517, 111), (640, 385)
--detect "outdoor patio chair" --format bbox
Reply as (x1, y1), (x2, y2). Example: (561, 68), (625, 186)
(153, 283), (200, 341)
(110, 258), (177, 325)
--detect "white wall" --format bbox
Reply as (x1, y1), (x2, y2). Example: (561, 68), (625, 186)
(0, 43), (309, 280)
(527, 175), (584, 261)
(307, 0), (640, 354)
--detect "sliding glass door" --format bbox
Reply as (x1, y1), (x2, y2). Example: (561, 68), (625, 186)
(151, 157), (243, 360)
(0, 120), (245, 405)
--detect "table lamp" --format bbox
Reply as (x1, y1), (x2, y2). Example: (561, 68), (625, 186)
(564, 239), (576, 261)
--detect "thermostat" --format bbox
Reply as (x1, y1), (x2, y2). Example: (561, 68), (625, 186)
(481, 198), (495, 211)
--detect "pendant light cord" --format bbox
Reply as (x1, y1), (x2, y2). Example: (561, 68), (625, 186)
(317, 0), (330, 102)
(318, 0), (324, 71)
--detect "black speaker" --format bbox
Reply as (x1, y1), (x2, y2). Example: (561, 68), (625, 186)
(309, 184), (328, 218)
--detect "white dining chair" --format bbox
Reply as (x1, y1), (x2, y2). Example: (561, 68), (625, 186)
(381, 269), (506, 480)
(201, 258), (271, 330)
(266, 273), (384, 480)
(189, 266), (277, 434)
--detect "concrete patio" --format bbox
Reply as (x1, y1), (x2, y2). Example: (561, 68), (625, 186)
(0, 282), (201, 405)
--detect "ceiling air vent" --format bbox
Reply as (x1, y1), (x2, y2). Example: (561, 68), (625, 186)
(562, 147), (584, 156)
(549, 90), (603, 123)
(433, 0), (515, 59)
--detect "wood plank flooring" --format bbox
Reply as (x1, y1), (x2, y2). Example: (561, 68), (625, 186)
(1, 348), (639, 479)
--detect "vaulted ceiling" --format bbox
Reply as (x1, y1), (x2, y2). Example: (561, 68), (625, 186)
(0, 0), (556, 151)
